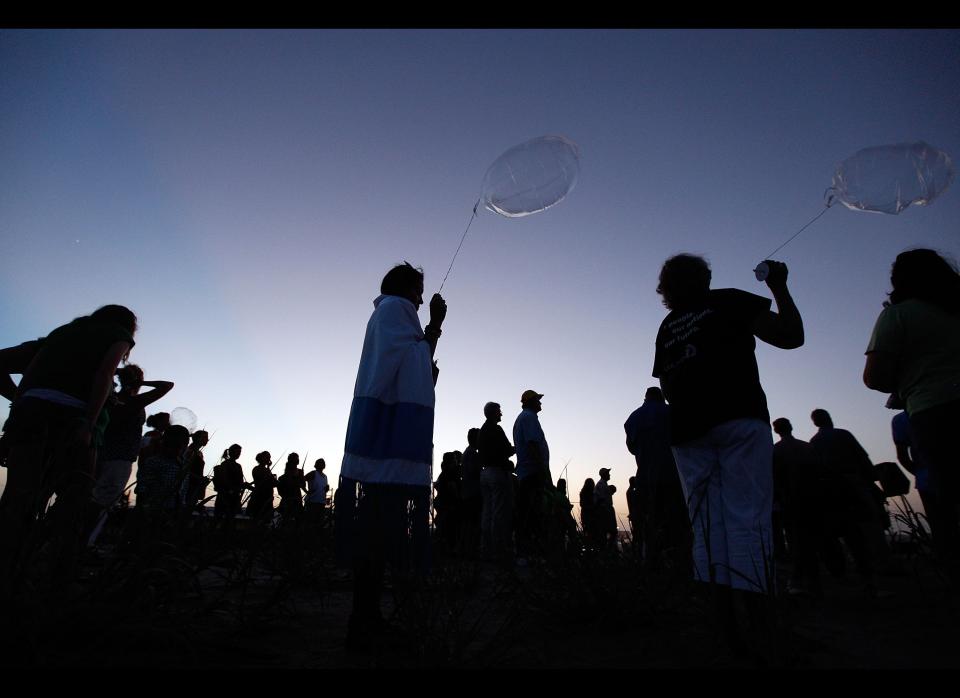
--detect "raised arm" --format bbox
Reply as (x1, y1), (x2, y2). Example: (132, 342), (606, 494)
(127, 379), (175, 409)
(752, 260), (804, 349)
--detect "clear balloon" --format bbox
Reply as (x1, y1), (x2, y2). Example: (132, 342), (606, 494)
(169, 407), (198, 433)
(481, 135), (581, 218)
(827, 141), (954, 215)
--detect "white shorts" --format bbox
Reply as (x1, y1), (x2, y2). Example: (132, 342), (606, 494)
(673, 418), (774, 592)
(92, 459), (134, 507)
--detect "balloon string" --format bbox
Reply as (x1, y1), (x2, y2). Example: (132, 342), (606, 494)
(438, 198), (481, 293)
(762, 203), (835, 260)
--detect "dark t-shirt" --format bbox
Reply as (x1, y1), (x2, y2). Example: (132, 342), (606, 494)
(653, 288), (771, 444)
(478, 420), (515, 470)
(100, 398), (147, 462)
(23, 318), (134, 403)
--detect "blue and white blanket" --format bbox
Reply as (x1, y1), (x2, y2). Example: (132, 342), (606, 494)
(341, 294), (435, 487)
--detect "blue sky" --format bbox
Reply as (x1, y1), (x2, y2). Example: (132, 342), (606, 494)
(2, 29), (958, 518)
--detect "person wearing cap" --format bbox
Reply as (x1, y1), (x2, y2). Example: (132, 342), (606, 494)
(593, 467), (617, 548)
(652, 254), (802, 603)
(512, 389), (550, 558)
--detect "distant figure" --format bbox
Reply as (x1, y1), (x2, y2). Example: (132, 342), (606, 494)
(810, 409), (888, 588)
(0, 304), (137, 582)
(863, 249), (960, 569)
(304, 458), (330, 529)
(139, 412), (170, 465)
(594, 468), (617, 549)
(434, 451), (461, 553)
(460, 428), (482, 557)
(624, 386), (689, 567)
(277, 453), (307, 525)
(772, 417), (838, 596)
(478, 401), (516, 565)
(213, 444), (246, 521)
(579, 478), (596, 545)
(87, 364), (174, 545)
(652, 254), (803, 600)
(135, 424), (190, 510)
(183, 429), (210, 511)
(626, 476), (642, 554)
(247, 451), (277, 522)
(512, 389), (551, 558)
(337, 261), (446, 650)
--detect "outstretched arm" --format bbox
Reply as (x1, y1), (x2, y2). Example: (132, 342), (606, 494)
(127, 379), (175, 409)
(752, 260), (804, 349)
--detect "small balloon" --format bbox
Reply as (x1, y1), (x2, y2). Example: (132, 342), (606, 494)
(827, 141), (954, 215)
(481, 135), (581, 218)
(169, 407), (198, 433)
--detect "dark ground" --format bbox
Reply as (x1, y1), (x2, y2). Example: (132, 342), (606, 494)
(2, 514), (958, 671)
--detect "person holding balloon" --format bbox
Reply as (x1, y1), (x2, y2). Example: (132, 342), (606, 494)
(337, 262), (447, 651)
(652, 254), (803, 647)
(863, 249), (960, 574)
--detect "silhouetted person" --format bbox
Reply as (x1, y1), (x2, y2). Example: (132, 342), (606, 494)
(513, 389), (551, 559)
(336, 262), (446, 650)
(810, 409), (888, 591)
(579, 478), (596, 546)
(772, 417), (838, 596)
(625, 386), (689, 567)
(277, 453), (307, 525)
(433, 451), (461, 554)
(459, 428), (482, 557)
(478, 401), (516, 565)
(135, 424), (190, 510)
(213, 444), (245, 522)
(87, 364), (174, 545)
(183, 430), (209, 511)
(864, 248), (960, 572)
(0, 304), (137, 585)
(304, 458), (329, 530)
(594, 468), (617, 549)
(247, 451), (277, 522)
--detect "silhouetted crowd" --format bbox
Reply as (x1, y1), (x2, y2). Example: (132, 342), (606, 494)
(1, 249), (959, 657)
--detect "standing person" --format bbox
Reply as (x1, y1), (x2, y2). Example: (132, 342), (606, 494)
(247, 451), (277, 522)
(87, 365), (174, 545)
(304, 458), (330, 530)
(624, 387), (689, 567)
(213, 444), (246, 523)
(460, 429), (482, 557)
(809, 408), (889, 590)
(183, 430), (210, 512)
(0, 304), (137, 583)
(512, 390), (551, 559)
(652, 254), (803, 604)
(478, 401), (516, 565)
(337, 262), (446, 650)
(135, 425), (191, 511)
(139, 412), (170, 465)
(863, 249), (960, 573)
(594, 468), (617, 549)
(277, 453), (307, 526)
(579, 478), (596, 546)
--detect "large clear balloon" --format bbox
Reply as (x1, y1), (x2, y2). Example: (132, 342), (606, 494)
(169, 407), (198, 433)
(828, 141), (954, 214)
(481, 135), (581, 218)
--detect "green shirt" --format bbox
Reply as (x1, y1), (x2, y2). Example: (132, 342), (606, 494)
(866, 299), (960, 416)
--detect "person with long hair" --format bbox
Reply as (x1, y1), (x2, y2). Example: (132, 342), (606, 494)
(864, 248), (960, 570)
(0, 304), (137, 583)
(213, 444), (246, 522)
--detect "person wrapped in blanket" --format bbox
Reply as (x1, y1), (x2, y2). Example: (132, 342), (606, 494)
(336, 262), (446, 651)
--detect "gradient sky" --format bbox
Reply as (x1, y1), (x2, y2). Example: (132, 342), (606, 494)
(2, 29), (958, 520)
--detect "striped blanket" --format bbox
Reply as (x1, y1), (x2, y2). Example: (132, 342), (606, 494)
(341, 294), (435, 487)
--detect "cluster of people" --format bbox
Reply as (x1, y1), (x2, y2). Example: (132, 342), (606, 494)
(2, 246), (958, 657)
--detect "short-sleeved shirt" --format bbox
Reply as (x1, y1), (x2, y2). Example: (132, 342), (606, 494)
(22, 317), (134, 404)
(513, 408), (550, 481)
(866, 299), (960, 416)
(653, 289), (771, 445)
(306, 472), (328, 504)
(100, 398), (147, 462)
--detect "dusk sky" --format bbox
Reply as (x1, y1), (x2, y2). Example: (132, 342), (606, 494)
(2, 29), (958, 519)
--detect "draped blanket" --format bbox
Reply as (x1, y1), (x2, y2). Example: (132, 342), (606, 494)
(341, 294), (435, 487)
